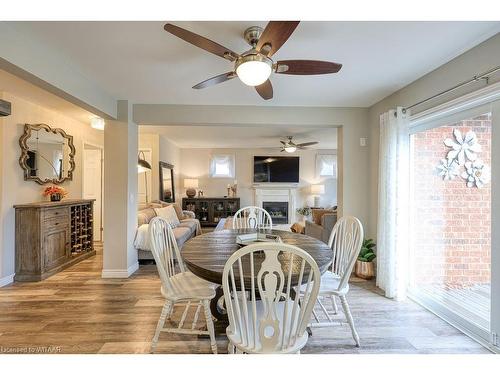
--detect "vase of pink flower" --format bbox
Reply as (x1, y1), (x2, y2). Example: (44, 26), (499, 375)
(43, 186), (68, 202)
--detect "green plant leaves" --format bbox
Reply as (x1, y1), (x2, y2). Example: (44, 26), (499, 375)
(358, 238), (376, 262)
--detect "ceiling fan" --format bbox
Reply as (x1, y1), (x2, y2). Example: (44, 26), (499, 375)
(163, 21), (342, 100)
(280, 136), (318, 153)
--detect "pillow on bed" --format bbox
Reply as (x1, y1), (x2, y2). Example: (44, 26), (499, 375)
(154, 205), (180, 228)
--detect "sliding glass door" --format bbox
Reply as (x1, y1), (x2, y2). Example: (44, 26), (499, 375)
(408, 101), (498, 349)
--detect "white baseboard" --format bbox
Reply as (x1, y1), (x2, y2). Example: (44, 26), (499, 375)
(127, 261), (139, 276)
(101, 261), (139, 278)
(0, 273), (15, 287)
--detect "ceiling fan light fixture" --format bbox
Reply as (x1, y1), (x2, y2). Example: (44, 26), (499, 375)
(235, 54), (272, 86)
(284, 145), (297, 153)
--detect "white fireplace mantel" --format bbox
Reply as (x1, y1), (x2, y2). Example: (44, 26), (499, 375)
(253, 184), (297, 225)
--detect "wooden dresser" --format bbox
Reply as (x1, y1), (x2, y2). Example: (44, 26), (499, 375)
(14, 199), (96, 281)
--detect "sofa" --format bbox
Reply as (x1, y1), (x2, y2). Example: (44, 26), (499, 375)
(304, 208), (337, 244)
(134, 201), (201, 260)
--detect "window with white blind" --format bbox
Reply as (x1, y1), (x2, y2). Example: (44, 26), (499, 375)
(209, 154), (235, 178)
(316, 154), (337, 178)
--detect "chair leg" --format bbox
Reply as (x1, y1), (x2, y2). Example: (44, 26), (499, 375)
(339, 295), (360, 347)
(203, 299), (218, 354)
(331, 295), (338, 314)
(151, 300), (172, 353)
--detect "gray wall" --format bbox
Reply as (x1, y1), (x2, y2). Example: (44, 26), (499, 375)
(367, 33), (500, 239)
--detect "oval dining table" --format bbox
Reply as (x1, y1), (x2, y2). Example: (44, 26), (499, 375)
(181, 228), (333, 325)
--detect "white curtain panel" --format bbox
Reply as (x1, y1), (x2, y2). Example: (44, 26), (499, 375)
(376, 107), (410, 300)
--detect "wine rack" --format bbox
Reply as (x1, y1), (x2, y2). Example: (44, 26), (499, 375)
(70, 202), (94, 255)
(14, 199), (96, 281)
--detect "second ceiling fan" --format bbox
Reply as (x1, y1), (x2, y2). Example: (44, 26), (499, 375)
(281, 136), (318, 153)
(163, 21), (343, 100)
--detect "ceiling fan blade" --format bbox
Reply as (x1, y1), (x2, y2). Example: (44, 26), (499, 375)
(280, 149), (285, 152)
(296, 141), (319, 147)
(256, 21), (300, 57)
(255, 79), (273, 100)
(280, 140), (287, 145)
(164, 23), (239, 61)
(192, 72), (236, 89)
(275, 60), (342, 75)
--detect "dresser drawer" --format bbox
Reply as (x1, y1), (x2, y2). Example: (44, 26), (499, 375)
(43, 216), (69, 232)
(43, 207), (69, 220)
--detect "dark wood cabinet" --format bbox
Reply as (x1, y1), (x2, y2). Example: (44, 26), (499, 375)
(182, 197), (240, 227)
(14, 199), (96, 281)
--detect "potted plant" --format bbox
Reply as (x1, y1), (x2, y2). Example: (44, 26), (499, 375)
(354, 238), (376, 279)
(42, 186), (68, 202)
(296, 206), (312, 220)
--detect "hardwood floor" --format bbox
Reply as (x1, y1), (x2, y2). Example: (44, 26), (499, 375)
(0, 244), (490, 354)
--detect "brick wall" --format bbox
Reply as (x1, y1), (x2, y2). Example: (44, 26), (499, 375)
(411, 113), (491, 288)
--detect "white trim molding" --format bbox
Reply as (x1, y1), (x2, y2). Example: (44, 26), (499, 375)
(410, 81), (500, 127)
(0, 273), (15, 288)
(409, 290), (498, 353)
(101, 262), (139, 279)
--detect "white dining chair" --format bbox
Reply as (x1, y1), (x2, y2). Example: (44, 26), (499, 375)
(300, 216), (363, 346)
(148, 217), (218, 354)
(233, 206), (273, 230)
(222, 242), (321, 354)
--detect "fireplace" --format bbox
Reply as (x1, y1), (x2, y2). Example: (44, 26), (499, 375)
(262, 201), (288, 224)
(254, 185), (297, 226)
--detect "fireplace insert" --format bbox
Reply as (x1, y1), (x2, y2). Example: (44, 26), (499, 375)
(262, 201), (288, 224)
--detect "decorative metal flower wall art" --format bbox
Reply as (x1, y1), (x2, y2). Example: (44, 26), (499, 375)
(437, 128), (490, 188)
(444, 129), (481, 165)
(437, 159), (460, 180)
(461, 160), (491, 188)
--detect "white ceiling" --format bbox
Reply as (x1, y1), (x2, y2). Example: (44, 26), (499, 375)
(9, 21), (500, 107)
(140, 125), (337, 149)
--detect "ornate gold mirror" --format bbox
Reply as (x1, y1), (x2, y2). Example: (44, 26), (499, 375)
(19, 123), (76, 185)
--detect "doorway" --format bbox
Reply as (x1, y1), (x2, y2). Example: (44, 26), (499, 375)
(83, 143), (104, 242)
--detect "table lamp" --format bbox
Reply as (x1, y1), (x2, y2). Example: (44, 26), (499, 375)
(310, 184), (325, 207)
(184, 178), (199, 198)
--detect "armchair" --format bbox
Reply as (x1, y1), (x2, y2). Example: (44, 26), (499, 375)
(305, 209), (337, 244)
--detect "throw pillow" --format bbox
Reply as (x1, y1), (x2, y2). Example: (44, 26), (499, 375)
(155, 205), (180, 228)
(171, 203), (184, 221)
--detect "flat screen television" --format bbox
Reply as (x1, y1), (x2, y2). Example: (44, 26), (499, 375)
(253, 156), (299, 183)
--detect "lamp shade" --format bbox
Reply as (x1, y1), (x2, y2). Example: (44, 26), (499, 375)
(137, 151), (152, 173)
(184, 179), (199, 188)
(310, 184), (325, 195)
